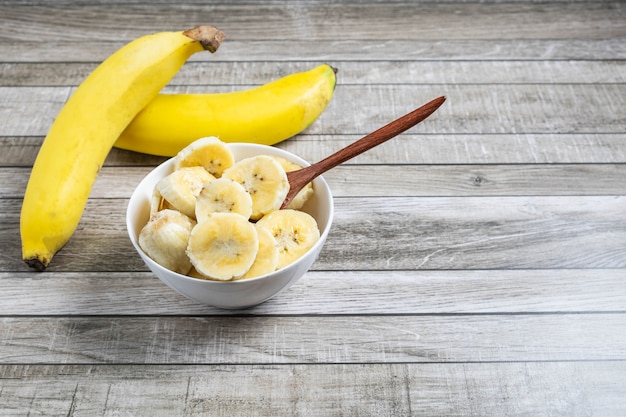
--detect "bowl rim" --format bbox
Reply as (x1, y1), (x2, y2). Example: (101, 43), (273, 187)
(126, 142), (334, 285)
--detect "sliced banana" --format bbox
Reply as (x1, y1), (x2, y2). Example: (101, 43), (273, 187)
(156, 166), (215, 219)
(272, 156), (314, 210)
(138, 209), (196, 275)
(195, 177), (253, 222)
(187, 212), (259, 281)
(236, 224), (280, 280)
(187, 266), (207, 280)
(256, 209), (320, 270)
(223, 155), (289, 220)
(149, 187), (175, 216)
(149, 187), (164, 216)
(174, 136), (235, 178)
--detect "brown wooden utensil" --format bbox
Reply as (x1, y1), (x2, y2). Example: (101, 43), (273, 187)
(281, 95), (447, 209)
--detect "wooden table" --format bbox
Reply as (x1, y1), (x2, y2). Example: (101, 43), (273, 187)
(1, 1), (625, 415)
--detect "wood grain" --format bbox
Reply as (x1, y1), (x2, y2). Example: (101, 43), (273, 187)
(1, 196), (625, 272)
(4, 39), (625, 63)
(3, 60), (626, 87)
(0, 2), (624, 42)
(3, 134), (625, 167)
(1, 269), (625, 315)
(4, 164), (626, 198)
(3, 84), (624, 136)
(1, 1), (624, 415)
(1, 314), (625, 364)
(0, 363), (624, 417)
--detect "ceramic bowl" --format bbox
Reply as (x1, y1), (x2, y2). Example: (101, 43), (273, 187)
(127, 143), (333, 309)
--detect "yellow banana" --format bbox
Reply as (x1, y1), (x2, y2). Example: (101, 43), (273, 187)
(21, 26), (225, 271)
(114, 64), (337, 156)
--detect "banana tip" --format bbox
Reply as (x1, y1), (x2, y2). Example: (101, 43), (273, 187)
(24, 256), (48, 272)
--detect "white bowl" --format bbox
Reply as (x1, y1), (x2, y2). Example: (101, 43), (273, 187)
(127, 143), (333, 309)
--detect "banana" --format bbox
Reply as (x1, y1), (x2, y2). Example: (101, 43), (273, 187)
(195, 177), (253, 221)
(256, 209), (320, 270)
(174, 136), (234, 178)
(141, 137), (322, 279)
(156, 166), (216, 219)
(187, 267), (208, 280)
(236, 224), (280, 280)
(113, 64), (337, 156)
(272, 156), (314, 210)
(149, 188), (174, 217)
(20, 25), (225, 271)
(222, 155), (290, 220)
(139, 209), (196, 275)
(187, 212), (259, 281)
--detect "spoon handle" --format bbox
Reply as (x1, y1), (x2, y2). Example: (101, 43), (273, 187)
(311, 95), (446, 174)
(282, 96), (446, 208)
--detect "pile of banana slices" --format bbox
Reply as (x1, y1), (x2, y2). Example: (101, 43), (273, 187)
(138, 137), (320, 281)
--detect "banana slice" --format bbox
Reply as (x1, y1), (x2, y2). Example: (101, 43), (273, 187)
(236, 224), (280, 280)
(174, 136), (235, 178)
(272, 156), (314, 210)
(149, 187), (175, 216)
(195, 177), (253, 222)
(223, 155), (289, 220)
(149, 187), (164, 216)
(187, 266), (207, 280)
(256, 209), (320, 270)
(186, 212), (259, 281)
(156, 166), (215, 219)
(138, 209), (196, 275)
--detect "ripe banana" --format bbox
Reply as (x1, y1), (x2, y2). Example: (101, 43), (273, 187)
(113, 64), (337, 156)
(20, 26), (225, 271)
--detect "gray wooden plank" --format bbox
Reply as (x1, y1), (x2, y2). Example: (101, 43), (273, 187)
(319, 164), (626, 197)
(3, 59), (625, 87)
(1, 1), (624, 417)
(3, 133), (626, 167)
(2, 39), (625, 62)
(324, 195), (626, 270)
(4, 164), (626, 199)
(1, 269), (624, 315)
(1, 362), (624, 417)
(287, 83), (626, 136)
(2, 84), (625, 136)
(1, 2), (623, 42)
(0, 314), (624, 364)
(274, 133), (626, 165)
(1, 196), (624, 272)
(0, 0), (618, 4)
(0, 87), (70, 137)
(0, 136), (169, 167)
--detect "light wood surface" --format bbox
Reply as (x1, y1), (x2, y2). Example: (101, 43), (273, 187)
(1, 1), (625, 416)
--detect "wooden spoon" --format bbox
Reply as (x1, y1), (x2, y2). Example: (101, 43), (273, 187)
(281, 95), (446, 209)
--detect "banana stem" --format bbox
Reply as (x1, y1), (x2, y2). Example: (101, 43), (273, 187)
(183, 26), (225, 52)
